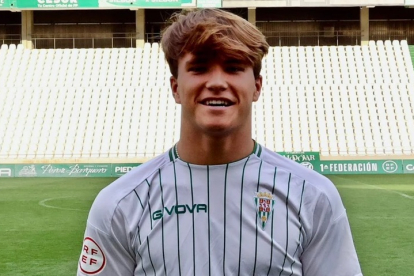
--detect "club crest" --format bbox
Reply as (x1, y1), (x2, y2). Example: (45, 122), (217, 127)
(255, 192), (275, 230)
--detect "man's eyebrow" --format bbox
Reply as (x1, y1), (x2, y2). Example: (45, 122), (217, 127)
(190, 57), (208, 63)
(186, 57), (209, 64)
(224, 58), (248, 65)
(184, 56), (247, 66)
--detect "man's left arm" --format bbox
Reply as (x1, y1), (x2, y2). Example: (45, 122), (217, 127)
(301, 194), (363, 276)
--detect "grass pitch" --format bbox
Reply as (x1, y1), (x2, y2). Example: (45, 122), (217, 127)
(329, 175), (414, 276)
(0, 178), (115, 276)
(0, 175), (413, 276)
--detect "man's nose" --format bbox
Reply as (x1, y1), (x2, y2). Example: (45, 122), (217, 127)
(205, 66), (228, 92)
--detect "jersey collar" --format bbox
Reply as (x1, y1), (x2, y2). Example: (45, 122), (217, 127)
(168, 140), (262, 162)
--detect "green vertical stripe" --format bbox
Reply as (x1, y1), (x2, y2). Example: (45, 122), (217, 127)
(253, 160), (263, 275)
(288, 180), (306, 276)
(145, 179), (153, 230)
(237, 156), (250, 276)
(222, 164), (229, 276)
(137, 225), (142, 245)
(173, 161), (182, 275)
(187, 163), (196, 276)
(279, 173), (291, 276)
(147, 236), (156, 276)
(134, 188), (145, 245)
(207, 165), (211, 276)
(133, 189), (144, 209)
(137, 248), (147, 276)
(158, 169), (167, 276)
(266, 167), (277, 276)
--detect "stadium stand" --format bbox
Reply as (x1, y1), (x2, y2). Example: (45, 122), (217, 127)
(1, 40), (413, 88)
(0, 40), (413, 160)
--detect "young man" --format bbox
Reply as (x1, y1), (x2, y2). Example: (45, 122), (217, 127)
(78, 9), (362, 276)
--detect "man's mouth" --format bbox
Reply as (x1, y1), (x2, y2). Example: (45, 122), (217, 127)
(201, 99), (234, 107)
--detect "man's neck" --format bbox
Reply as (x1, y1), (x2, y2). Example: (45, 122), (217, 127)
(176, 131), (255, 165)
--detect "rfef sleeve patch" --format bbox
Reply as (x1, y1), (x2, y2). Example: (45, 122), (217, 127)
(79, 237), (106, 275)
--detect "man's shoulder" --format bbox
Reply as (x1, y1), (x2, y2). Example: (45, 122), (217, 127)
(86, 151), (173, 232)
(102, 151), (172, 197)
(259, 146), (343, 214)
(259, 146), (325, 183)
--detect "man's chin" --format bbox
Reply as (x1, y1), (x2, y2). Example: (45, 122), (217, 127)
(199, 122), (236, 136)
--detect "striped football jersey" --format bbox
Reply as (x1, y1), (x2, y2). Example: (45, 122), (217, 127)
(78, 143), (362, 276)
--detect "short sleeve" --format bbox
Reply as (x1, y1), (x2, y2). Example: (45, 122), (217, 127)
(301, 194), (363, 276)
(77, 201), (136, 275)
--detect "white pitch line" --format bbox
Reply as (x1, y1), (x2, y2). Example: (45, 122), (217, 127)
(332, 176), (414, 201)
(400, 193), (414, 199)
(38, 197), (86, 211)
(365, 184), (414, 200)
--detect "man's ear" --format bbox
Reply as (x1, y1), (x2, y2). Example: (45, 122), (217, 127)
(170, 76), (181, 104)
(253, 75), (263, 102)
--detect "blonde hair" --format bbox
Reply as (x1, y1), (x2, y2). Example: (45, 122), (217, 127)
(161, 9), (269, 78)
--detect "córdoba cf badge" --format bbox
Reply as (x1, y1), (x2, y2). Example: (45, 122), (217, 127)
(255, 192), (275, 230)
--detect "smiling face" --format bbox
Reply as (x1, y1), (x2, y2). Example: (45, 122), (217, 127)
(170, 52), (262, 138)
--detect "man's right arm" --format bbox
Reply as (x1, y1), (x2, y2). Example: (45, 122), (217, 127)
(77, 197), (136, 275)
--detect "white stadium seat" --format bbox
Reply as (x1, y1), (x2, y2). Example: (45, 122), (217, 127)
(0, 42), (413, 159)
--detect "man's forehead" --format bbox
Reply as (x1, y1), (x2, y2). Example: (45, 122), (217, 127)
(182, 52), (249, 64)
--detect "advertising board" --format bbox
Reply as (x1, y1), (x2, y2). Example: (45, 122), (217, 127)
(403, 160), (414, 174)
(15, 164), (112, 177)
(13, 0), (195, 8)
(317, 160), (404, 174)
(197, 0), (221, 7)
(279, 152), (320, 170)
(0, 0), (11, 8)
(1, 158), (412, 178)
(111, 163), (141, 176)
(0, 164), (14, 177)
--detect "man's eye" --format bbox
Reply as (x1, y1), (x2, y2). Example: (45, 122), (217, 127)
(227, 66), (244, 73)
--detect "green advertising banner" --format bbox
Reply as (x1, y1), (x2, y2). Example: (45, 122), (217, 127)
(2, 159), (413, 178)
(403, 160), (414, 174)
(111, 163), (141, 176)
(278, 152), (320, 171)
(317, 160), (404, 175)
(15, 0), (98, 8)
(14, 0), (194, 8)
(15, 164), (112, 177)
(0, 0), (11, 8)
(197, 0), (221, 8)
(100, 0), (195, 8)
(278, 152), (320, 161)
(0, 164), (14, 177)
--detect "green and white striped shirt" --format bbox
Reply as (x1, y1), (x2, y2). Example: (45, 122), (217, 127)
(78, 143), (362, 276)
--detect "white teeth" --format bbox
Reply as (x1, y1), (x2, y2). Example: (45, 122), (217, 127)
(205, 100), (230, 106)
